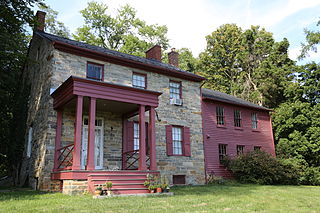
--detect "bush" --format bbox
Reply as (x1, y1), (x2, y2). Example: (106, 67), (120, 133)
(223, 150), (305, 185)
(301, 167), (320, 185)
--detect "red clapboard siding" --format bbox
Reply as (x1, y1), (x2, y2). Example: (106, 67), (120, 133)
(201, 100), (275, 178)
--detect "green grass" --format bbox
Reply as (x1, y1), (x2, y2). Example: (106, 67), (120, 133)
(0, 184), (319, 213)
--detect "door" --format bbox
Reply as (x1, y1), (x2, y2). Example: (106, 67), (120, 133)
(81, 117), (104, 169)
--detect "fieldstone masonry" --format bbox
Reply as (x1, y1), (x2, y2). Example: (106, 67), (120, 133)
(23, 33), (205, 193)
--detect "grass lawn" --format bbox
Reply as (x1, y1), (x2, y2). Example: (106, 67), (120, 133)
(0, 184), (319, 213)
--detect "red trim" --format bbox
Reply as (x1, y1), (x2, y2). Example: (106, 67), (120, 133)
(86, 61), (104, 81)
(138, 105), (147, 170)
(72, 95), (83, 170)
(132, 72), (147, 89)
(149, 107), (157, 170)
(86, 97), (96, 170)
(51, 76), (162, 109)
(53, 41), (205, 82)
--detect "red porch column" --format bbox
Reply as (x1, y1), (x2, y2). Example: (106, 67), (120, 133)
(138, 105), (147, 170)
(53, 109), (63, 172)
(149, 107), (157, 170)
(72, 95), (83, 170)
(87, 97), (96, 170)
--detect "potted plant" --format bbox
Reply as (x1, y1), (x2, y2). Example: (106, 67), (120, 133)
(156, 184), (162, 193)
(105, 181), (113, 196)
(148, 184), (156, 193)
(161, 183), (169, 193)
(95, 185), (102, 196)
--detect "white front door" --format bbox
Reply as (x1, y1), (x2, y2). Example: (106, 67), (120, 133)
(81, 117), (104, 169)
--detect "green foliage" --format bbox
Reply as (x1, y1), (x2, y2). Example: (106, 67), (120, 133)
(299, 19), (320, 60)
(223, 151), (303, 185)
(301, 167), (320, 185)
(0, 0), (41, 180)
(73, 1), (169, 57)
(37, 3), (70, 38)
(199, 24), (295, 108)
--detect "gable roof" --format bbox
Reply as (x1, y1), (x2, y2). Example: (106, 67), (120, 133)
(201, 88), (271, 111)
(35, 31), (205, 82)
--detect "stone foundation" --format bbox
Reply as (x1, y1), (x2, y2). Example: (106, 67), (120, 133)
(62, 180), (88, 195)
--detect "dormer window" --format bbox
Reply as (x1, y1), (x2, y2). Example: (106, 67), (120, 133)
(87, 62), (103, 81)
(132, 73), (146, 89)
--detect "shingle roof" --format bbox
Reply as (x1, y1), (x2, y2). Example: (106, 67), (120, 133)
(35, 31), (205, 81)
(202, 88), (271, 111)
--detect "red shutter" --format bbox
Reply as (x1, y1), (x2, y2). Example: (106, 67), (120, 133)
(166, 125), (173, 156)
(183, 127), (191, 156)
(126, 121), (134, 152)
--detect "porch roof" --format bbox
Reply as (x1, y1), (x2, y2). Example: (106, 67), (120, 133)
(51, 76), (162, 109)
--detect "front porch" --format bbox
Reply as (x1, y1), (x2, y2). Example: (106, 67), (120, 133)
(50, 76), (162, 194)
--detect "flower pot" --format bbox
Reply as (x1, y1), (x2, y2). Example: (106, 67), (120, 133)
(156, 188), (162, 193)
(149, 189), (155, 193)
(107, 190), (112, 196)
(94, 190), (102, 196)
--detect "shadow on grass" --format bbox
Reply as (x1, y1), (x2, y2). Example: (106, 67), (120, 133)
(0, 187), (51, 202)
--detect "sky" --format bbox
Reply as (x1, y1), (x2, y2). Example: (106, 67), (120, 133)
(41, 0), (320, 64)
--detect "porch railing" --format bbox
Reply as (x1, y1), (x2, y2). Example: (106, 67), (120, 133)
(57, 144), (74, 170)
(122, 150), (150, 170)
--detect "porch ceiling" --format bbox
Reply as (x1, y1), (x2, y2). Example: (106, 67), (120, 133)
(65, 97), (139, 114)
(51, 76), (162, 110)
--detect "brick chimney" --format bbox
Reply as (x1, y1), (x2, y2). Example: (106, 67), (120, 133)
(168, 48), (179, 67)
(35, 11), (46, 32)
(146, 45), (161, 61)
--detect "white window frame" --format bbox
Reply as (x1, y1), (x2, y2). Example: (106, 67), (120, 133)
(251, 112), (258, 129)
(172, 127), (183, 155)
(169, 81), (181, 100)
(132, 73), (146, 89)
(27, 127), (33, 157)
(133, 122), (140, 150)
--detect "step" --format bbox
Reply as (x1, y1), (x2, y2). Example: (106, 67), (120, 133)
(91, 179), (146, 184)
(111, 188), (149, 195)
(94, 184), (145, 189)
(88, 175), (147, 179)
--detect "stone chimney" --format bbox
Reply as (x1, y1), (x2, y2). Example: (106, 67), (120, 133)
(35, 11), (46, 32)
(168, 48), (179, 67)
(146, 45), (161, 61)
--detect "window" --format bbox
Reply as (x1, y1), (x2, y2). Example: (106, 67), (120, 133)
(87, 62), (103, 81)
(251, 112), (258, 129)
(27, 127), (33, 157)
(173, 175), (186, 185)
(237, 145), (245, 155)
(234, 110), (241, 127)
(216, 106), (225, 125)
(132, 73), (146, 89)
(172, 127), (183, 155)
(133, 122), (140, 150)
(218, 144), (227, 163)
(169, 81), (181, 100)
(254, 146), (261, 151)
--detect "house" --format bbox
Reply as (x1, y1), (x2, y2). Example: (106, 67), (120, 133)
(21, 11), (274, 195)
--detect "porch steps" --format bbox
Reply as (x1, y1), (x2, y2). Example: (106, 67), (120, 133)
(87, 171), (154, 195)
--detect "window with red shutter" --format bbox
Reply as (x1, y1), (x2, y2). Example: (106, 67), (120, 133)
(183, 127), (191, 156)
(165, 125), (173, 156)
(126, 121), (134, 152)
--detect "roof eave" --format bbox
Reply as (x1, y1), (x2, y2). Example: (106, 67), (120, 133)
(52, 41), (206, 82)
(202, 97), (272, 111)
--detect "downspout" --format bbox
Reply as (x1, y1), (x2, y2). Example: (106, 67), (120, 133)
(200, 81), (208, 184)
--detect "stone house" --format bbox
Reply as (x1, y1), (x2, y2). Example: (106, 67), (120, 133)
(21, 11), (274, 195)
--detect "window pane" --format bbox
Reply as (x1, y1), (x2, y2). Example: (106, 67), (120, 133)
(216, 106), (224, 125)
(172, 127), (182, 155)
(234, 110), (241, 127)
(170, 82), (181, 99)
(87, 63), (103, 80)
(134, 123), (139, 150)
(132, 74), (146, 89)
(251, 112), (258, 129)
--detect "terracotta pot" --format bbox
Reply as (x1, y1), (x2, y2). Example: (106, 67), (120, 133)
(150, 189), (155, 193)
(107, 190), (112, 196)
(156, 188), (162, 193)
(94, 190), (102, 196)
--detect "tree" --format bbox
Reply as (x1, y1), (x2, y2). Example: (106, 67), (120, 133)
(37, 3), (70, 38)
(0, 0), (41, 180)
(199, 24), (295, 108)
(73, 1), (169, 57)
(299, 19), (320, 60)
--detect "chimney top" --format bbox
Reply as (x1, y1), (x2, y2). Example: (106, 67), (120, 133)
(168, 48), (179, 67)
(35, 10), (46, 32)
(145, 45), (162, 61)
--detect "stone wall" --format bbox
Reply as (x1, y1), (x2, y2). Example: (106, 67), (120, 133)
(22, 34), (57, 191)
(51, 50), (205, 185)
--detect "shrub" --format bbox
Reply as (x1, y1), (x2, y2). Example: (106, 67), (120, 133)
(223, 150), (304, 185)
(207, 175), (226, 185)
(301, 167), (320, 185)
